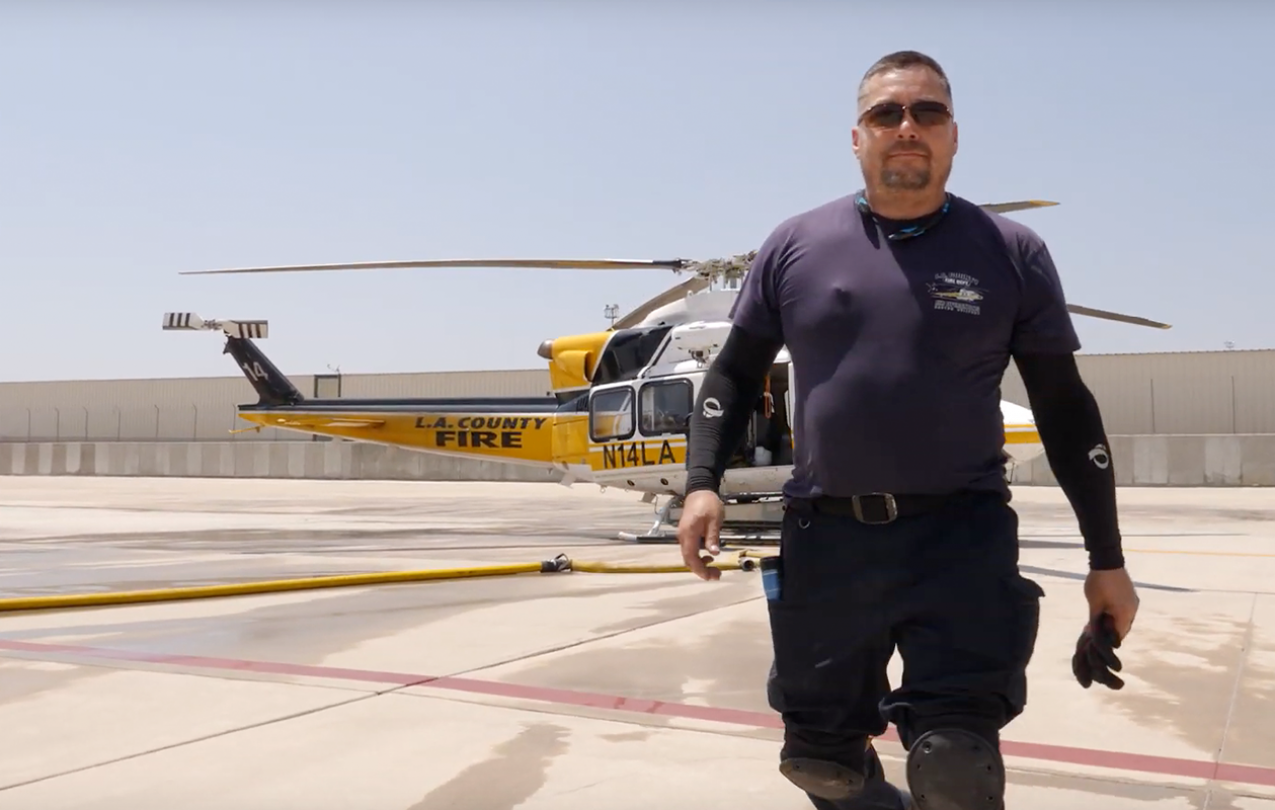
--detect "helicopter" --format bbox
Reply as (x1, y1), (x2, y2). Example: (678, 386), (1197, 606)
(166, 199), (1171, 542)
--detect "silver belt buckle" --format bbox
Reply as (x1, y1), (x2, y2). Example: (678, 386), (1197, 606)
(851, 493), (898, 525)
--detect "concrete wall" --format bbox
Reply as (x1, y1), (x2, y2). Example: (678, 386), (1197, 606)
(0, 441), (561, 483)
(5, 434), (1274, 486)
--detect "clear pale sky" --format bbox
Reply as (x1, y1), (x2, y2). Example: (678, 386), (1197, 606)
(2, 2), (1270, 383)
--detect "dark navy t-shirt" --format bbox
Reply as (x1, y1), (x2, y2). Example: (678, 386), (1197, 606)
(730, 192), (1081, 499)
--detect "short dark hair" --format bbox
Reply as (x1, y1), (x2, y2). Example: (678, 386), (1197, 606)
(857, 50), (952, 107)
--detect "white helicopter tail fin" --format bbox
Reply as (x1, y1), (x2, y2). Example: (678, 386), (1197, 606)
(163, 312), (299, 405)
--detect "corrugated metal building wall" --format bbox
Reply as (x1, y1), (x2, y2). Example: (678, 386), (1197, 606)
(0, 369), (551, 442)
(2, 349), (1271, 442)
(1000, 349), (1275, 435)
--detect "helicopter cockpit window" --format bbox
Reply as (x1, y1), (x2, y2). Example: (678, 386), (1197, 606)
(638, 379), (693, 436)
(589, 386), (635, 442)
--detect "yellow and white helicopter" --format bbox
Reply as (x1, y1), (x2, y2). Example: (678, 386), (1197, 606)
(167, 199), (1171, 541)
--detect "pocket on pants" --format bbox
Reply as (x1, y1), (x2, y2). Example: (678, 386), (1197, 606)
(765, 591), (893, 737)
(998, 572), (1045, 674)
(765, 597), (832, 711)
(1006, 572), (1045, 601)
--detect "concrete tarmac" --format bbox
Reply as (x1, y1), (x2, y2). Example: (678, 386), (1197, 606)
(0, 477), (1272, 808)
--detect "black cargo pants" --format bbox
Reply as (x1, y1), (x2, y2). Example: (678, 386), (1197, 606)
(764, 491), (1044, 806)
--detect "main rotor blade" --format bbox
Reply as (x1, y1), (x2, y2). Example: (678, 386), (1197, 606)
(613, 276), (713, 330)
(180, 258), (692, 275)
(182, 203), (1053, 276)
(1068, 303), (1172, 329)
(978, 200), (1059, 213)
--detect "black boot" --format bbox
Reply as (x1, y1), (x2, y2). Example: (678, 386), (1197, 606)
(798, 745), (912, 810)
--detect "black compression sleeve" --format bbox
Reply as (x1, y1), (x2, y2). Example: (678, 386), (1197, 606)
(684, 326), (783, 495)
(1014, 352), (1125, 570)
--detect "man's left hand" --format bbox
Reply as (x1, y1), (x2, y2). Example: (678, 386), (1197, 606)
(1085, 567), (1139, 640)
(1072, 568), (1139, 690)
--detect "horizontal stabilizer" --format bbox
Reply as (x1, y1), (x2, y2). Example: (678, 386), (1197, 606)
(978, 200), (1059, 214)
(263, 415), (386, 430)
(317, 418), (386, 428)
(162, 312), (269, 339)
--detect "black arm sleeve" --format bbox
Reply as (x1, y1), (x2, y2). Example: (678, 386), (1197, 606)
(684, 326), (784, 495)
(1014, 352), (1125, 570)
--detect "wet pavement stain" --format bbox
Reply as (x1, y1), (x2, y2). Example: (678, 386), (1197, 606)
(405, 722), (569, 810)
(1093, 611), (1251, 761)
(0, 660), (99, 705)
(495, 613), (776, 716)
(0, 576), (735, 696)
(575, 574), (762, 643)
(1216, 597), (1274, 764)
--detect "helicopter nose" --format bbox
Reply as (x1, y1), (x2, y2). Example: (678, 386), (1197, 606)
(537, 339), (554, 359)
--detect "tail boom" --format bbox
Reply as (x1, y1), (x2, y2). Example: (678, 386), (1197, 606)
(164, 310), (565, 471)
(234, 398), (563, 469)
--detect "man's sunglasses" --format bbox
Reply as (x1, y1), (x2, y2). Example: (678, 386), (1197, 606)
(858, 100), (952, 129)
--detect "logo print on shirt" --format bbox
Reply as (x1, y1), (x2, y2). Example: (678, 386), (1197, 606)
(927, 271), (985, 315)
(702, 397), (723, 418)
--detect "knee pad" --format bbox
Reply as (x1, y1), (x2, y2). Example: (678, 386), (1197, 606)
(905, 728), (1005, 809)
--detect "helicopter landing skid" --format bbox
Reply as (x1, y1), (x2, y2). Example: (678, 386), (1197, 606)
(616, 495), (784, 545)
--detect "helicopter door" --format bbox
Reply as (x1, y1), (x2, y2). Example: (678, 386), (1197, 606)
(552, 391), (591, 466)
(588, 384), (636, 445)
(637, 378), (694, 438)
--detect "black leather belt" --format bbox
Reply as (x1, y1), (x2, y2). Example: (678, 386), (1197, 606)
(787, 492), (979, 525)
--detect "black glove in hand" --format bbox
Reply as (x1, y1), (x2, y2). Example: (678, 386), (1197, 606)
(1072, 612), (1124, 690)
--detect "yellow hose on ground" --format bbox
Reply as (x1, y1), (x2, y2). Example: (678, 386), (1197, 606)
(0, 552), (757, 613)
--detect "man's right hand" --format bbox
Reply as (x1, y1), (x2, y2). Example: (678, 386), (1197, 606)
(676, 489), (725, 580)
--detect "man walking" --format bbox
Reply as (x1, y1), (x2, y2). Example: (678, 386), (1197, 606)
(677, 50), (1140, 809)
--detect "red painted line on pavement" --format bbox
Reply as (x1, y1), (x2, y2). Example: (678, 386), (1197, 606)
(1, 638), (1271, 788)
